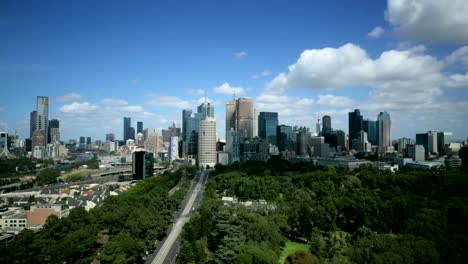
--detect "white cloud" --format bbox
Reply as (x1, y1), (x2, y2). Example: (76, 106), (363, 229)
(146, 95), (192, 109)
(213, 82), (246, 96)
(265, 43), (444, 106)
(120, 105), (145, 113)
(316, 94), (356, 108)
(234, 51), (247, 59)
(444, 73), (468, 88)
(251, 69), (272, 79)
(445, 46), (468, 69)
(58, 93), (82, 103)
(367, 26), (384, 38)
(385, 0), (468, 44)
(256, 93), (314, 126)
(101, 98), (128, 106)
(60, 102), (98, 114)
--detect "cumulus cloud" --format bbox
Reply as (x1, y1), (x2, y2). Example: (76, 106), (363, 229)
(251, 69), (272, 79)
(60, 102), (98, 114)
(265, 43), (445, 107)
(101, 98), (128, 106)
(234, 51), (247, 59)
(256, 93), (314, 126)
(58, 93), (82, 103)
(120, 105), (145, 113)
(316, 94), (356, 108)
(367, 26), (385, 38)
(385, 0), (468, 44)
(213, 82), (246, 96)
(445, 46), (468, 69)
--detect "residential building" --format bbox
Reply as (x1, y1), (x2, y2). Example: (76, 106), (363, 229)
(198, 117), (217, 168)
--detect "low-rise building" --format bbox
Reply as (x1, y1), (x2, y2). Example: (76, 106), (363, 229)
(0, 207), (28, 230)
(315, 157), (370, 170)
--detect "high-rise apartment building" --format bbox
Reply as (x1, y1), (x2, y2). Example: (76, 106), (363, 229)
(258, 112), (278, 144)
(348, 109), (363, 150)
(377, 111), (392, 152)
(36, 96), (49, 135)
(198, 117), (217, 168)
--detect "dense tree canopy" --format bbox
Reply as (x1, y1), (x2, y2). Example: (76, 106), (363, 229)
(0, 165), (197, 264)
(178, 161), (468, 263)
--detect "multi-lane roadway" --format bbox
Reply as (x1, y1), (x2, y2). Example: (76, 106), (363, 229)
(149, 170), (209, 264)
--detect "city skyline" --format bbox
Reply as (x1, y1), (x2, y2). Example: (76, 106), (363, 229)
(1, 1), (468, 141)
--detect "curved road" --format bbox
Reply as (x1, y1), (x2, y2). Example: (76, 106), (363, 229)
(151, 171), (208, 264)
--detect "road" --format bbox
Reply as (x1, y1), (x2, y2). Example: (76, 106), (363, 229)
(150, 171), (208, 264)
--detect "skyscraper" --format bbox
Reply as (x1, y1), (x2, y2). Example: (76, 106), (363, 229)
(198, 117), (217, 168)
(348, 109), (363, 150)
(137, 121), (143, 134)
(427, 131), (438, 154)
(36, 96), (49, 133)
(48, 119), (60, 143)
(363, 119), (378, 146)
(258, 112), (278, 144)
(225, 98), (254, 140)
(0, 132), (7, 155)
(197, 100), (215, 119)
(277, 125), (294, 152)
(105, 133), (115, 141)
(377, 111), (392, 152)
(30, 111), (37, 138)
(322, 115), (332, 133)
(123, 117), (131, 141)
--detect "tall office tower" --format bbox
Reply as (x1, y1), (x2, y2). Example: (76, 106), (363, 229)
(437, 132), (445, 155)
(277, 125), (294, 152)
(316, 118), (321, 136)
(48, 119), (60, 143)
(348, 109), (363, 150)
(197, 100), (215, 119)
(31, 130), (46, 152)
(427, 131), (438, 154)
(86, 137), (92, 150)
(144, 128), (161, 154)
(137, 121), (143, 134)
(363, 119), (378, 145)
(398, 137), (411, 154)
(0, 132), (7, 155)
(169, 136), (179, 161)
(225, 98), (254, 140)
(336, 130), (346, 151)
(296, 129), (309, 156)
(105, 133), (115, 141)
(322, 115), (332, 133)
(356, 130), (371, 152)
(226, 128), (240, 163)
(258, 112), (279, 144)
(129, 127), (135, 141)
(377, 111), (392, 152)
(198, 117), (217, 168)
(123, 117), (131, 141)
(132, 150), (154, 180)
(253, 109), (259, 138)
(162, 123), (181, 143)
(36, 96), (49, 146)
(237, 98), (254, 139)
(416, 133), (428, 153)
(30, 111), (37, 137)
(182, 109), (193, 142)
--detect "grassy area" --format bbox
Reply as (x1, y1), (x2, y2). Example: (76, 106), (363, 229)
(278, 241), (310, 264)
(59, 169), (100, 181)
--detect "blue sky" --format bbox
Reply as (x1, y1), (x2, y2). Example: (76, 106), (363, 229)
(1, 0), (468, 141)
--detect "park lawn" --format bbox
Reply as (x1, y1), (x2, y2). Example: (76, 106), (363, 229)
(278, 241), (310, 264)
(59, 169), (100, 181)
